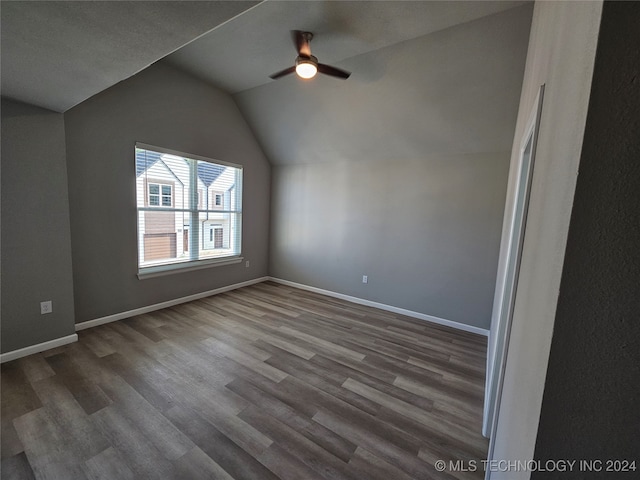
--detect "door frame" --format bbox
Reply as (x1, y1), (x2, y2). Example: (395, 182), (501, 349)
(483, 85), (545, 461)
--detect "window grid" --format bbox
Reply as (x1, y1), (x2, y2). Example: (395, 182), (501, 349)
(135, 145), (243, 275)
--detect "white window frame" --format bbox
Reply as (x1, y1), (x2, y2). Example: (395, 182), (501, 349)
(136, 143), (243, 279)
(147, 181), (173, 207)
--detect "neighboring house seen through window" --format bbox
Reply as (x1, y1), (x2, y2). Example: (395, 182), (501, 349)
(135, 144), (243, 277)
(148, 182), (173, 207)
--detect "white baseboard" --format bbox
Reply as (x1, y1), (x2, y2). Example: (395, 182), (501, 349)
(268, 277), (489, 337)
(1, 334), (78, 364)
(2, 276), (485, 363)
(75, 276), (269, 332)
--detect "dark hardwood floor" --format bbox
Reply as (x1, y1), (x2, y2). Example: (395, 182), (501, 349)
(1, 281), (488, 480)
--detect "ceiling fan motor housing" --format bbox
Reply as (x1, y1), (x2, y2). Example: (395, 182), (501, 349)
(296, 55), (318, 67)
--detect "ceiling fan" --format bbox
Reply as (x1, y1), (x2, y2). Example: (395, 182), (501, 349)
(269, 31), (351, 81)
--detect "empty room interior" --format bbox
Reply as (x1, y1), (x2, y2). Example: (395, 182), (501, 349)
(1, 1), (638, 479)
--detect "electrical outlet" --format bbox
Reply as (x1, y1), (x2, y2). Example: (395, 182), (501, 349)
(362, 275), (368, 284)
(40, 301), (53, 315)
(245, 260), (250, 268)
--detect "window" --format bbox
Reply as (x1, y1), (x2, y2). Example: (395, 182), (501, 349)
(148, 182), (173, 207)
(136, 144), (243, 277)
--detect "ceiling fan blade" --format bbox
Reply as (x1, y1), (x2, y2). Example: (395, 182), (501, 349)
(292, 30), (312, 56)
(269, 66), (296, 80)
(318, 63), (351, 79)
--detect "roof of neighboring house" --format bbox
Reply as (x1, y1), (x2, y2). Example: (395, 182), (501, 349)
(135, 149), (162, 177)
(197, 161), (225, 187)
(135, 148), (224, 186)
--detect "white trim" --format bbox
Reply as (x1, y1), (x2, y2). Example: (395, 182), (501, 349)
(1, 334), (78, 364)
(75, 276), (269, 331)
(138, 256), (244, 279)
(135, 142), (243, 169)
(269, 277), (489, 337)
(3, 276), (485, 362)
(484, 84), (545, 443)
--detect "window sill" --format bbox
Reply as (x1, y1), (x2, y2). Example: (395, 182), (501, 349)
(138, 256), (243, 279)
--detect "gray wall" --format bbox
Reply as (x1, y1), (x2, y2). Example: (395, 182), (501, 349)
(269, 154), (509, 329)
(238, 5), (532, 330)
(533, 1), (640, 474)
(1, 98), (76, 352)
(65, 62), (271, 323)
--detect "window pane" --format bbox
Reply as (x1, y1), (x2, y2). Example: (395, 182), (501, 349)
(136, 145), (243, 273)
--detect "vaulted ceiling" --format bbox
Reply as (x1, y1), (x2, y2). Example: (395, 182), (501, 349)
(0, 1), (258, 112)
(234, 4), (532, 165)
(1, 1), (533, 165)
(164, 0), (526, 94)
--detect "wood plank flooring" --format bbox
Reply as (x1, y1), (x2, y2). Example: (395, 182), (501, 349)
(1, 281), (488, 480)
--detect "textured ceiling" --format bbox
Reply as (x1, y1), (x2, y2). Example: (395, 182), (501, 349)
(0, 1), (258, 112)
(1, 1), (527, 113)
(166, 0), (526, 94)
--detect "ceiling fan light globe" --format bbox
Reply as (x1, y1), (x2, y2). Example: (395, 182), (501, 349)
(295, 55), (318, 79)
(295, 61), (317, 79)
